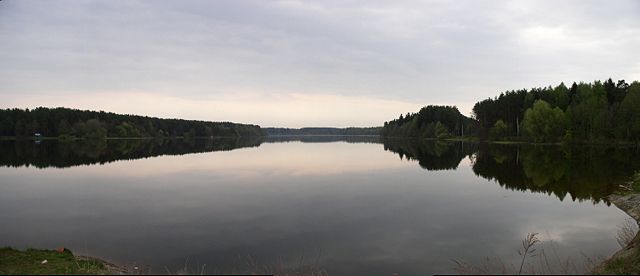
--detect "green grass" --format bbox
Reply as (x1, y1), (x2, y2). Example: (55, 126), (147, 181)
(596, 249), (640, 275)
(0, 247), (111, 275)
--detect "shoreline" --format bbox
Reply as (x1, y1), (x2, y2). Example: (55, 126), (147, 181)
(75, 255), (130, 275)
(3, 134), (640, 147)
(381, 136), (640, 147)
(593, 193), (640, 274)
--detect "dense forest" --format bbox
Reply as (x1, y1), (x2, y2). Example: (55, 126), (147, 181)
(382, 105), (478, 138)
(472, 79), (640, 143)
(383, 79), (640, 143)
(0, 107), (263, 139)
(264, 127), (381, 136)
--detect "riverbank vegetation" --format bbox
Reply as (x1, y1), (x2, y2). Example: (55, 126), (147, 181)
(0, 247), (113, 275)
(383, 79), (640, 144)
(0, 107), (263, 139)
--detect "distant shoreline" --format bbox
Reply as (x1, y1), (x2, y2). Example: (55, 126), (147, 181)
(3, 135), (639, 147)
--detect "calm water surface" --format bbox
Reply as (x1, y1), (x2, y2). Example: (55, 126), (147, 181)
(0, 137), (636, 275)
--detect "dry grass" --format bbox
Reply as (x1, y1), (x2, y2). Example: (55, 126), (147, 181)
(161, 252), (328, 276)
(240, 252), (328, 276)
(517, 233), (539, 274)
(163, 259), (206, 275)
(453, 232), (603, 275)
(593, 218), (640, 274)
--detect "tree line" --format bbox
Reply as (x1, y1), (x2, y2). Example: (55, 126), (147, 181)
(383, 79), (640, 143)
(473, 79), (640, 143)
(0, 107), (264, 139)
(382, 105), (478, 139)
(264, 127), (381, 136)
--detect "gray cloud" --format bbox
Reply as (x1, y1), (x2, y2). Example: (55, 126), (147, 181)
(1, 0), (639, 126)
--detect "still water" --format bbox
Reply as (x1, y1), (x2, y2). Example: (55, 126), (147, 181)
(0, 137), (636, 274)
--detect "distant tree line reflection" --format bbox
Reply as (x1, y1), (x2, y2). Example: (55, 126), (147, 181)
(0, 136), (379, 169)
(0, 138), (263, 169)
(2, 137), (638, 203)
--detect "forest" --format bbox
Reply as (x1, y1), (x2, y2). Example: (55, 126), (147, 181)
(383, 79), (640, 143)
(382, 105), (478, 139)
(472, 79), (640, 143)
(4, 78), (640, 144)
(0, 107), (263, 139)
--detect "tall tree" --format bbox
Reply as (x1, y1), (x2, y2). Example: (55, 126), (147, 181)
(521, 100), (567, 143)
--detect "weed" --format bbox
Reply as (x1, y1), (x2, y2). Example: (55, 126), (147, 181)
(453, 232), (602, 275)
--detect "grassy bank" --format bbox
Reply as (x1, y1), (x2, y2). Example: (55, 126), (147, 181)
(597, 249), (640, 274)
(0, 247), (120, 275)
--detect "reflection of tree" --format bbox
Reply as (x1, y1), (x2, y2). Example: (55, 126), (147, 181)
(471, 144), (525, 190)
(74, 139), (108, 159)
(0, 137), (264, 169)
(383, 139), (477, 171)
(0, 136), (380, 169)
(521, 146), (568, 187)
(472, 144), (640, 203)
(387, 140), (640, 203)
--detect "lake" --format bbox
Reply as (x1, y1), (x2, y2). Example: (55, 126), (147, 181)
(0, 137), (637, 275)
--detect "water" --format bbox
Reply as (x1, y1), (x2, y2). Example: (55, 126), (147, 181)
(0, 137), (636, 274)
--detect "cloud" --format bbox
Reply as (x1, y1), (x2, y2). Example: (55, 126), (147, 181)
(1, 0), (639, 125)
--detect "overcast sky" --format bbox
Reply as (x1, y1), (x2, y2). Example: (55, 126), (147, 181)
(1, 0), (639, 127)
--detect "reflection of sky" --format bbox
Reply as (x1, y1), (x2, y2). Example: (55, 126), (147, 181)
(0, 142), (629, 274)
(24, 142), (412, 177)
